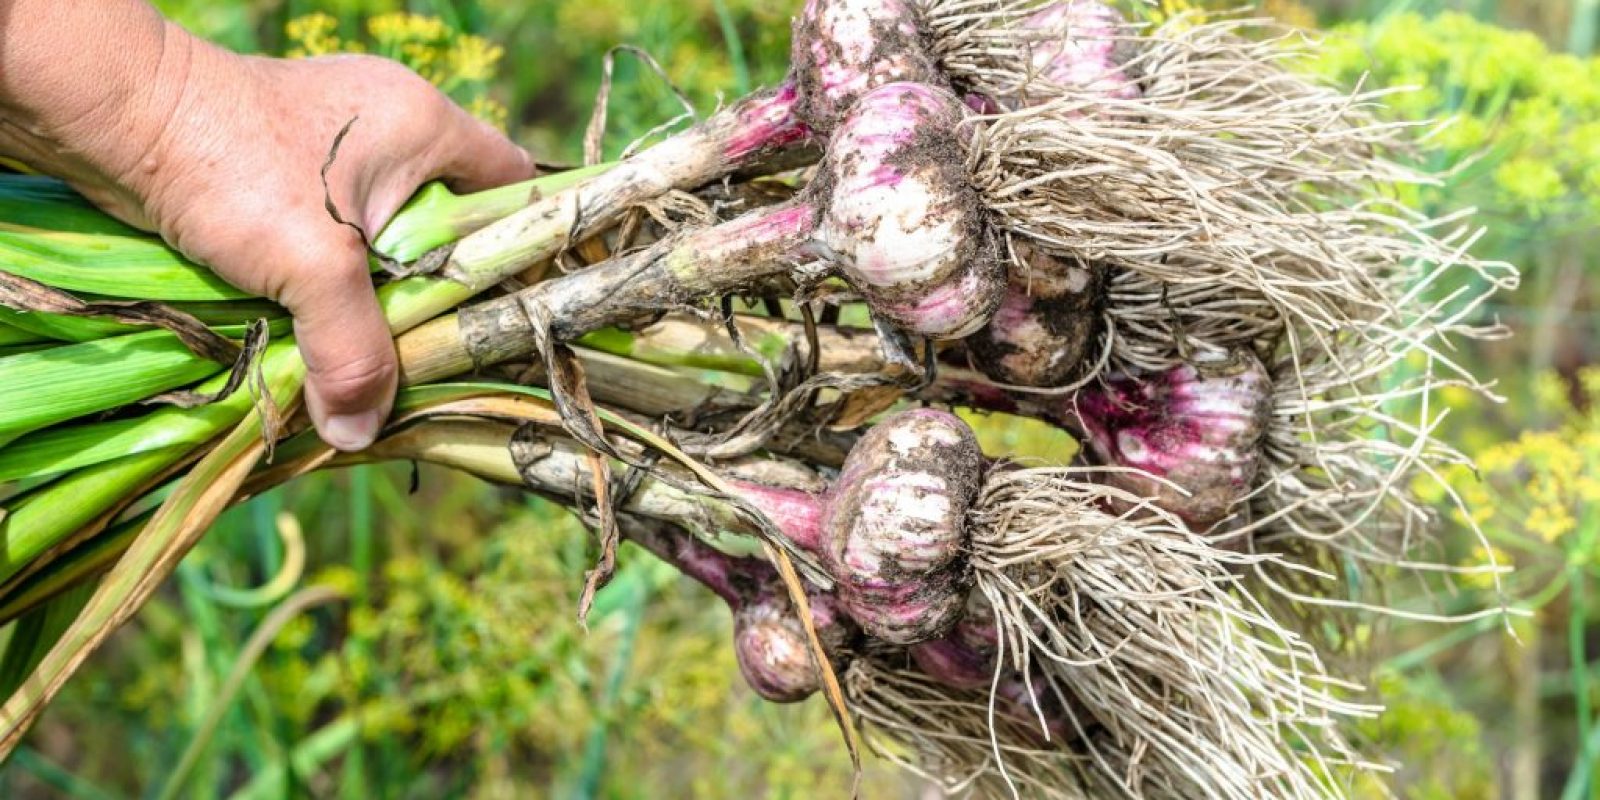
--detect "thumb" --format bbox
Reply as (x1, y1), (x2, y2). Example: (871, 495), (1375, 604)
(434, 109), (536, 194)
(276, 239), (398, 451)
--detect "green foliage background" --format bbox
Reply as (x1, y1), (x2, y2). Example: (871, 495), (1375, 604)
(2, 1), (1597, 797)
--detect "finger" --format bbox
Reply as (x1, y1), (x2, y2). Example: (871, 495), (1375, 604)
(360, 110), (535, 236)
(276, 238), (398, 451)
(433, 108), (536, 193)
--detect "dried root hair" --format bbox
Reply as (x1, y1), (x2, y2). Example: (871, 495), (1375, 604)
(845, 656), (1103, 799)
(924, 2), (1516, 380)
(1241, 282), (1518, 626)
(930, 465), (1383, 798)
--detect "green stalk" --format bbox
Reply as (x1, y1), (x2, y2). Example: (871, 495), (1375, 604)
(0, 228), (248, 301)
(1572, 561), (1591, 787)
(0, 164), (611, 482)
(576, 325), (782, 378)
(0, 301), (286, 343)
(0, 174), (140, 235)
(573, 566), (647, 798)
(1562, 714), (1600, 800)
(349, 466), (372, 605)
(0, 166), (611, 304)
(0, 321), (42, 347)
(0, 583), (93, 699)
(0, 510), (151, 625)
(0, 448), (189, 585)
(372, 164), (612, 262)
(0, 352), (303, 753)
(0, 340), (303, 482)
(0, 330), (230, 443)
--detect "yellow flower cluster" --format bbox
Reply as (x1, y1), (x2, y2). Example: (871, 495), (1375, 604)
(282, 13), (510, 130)
(445, 35), (505, 84)
(1262, 0), (1317, 29)
(1140, 0), (1315, 29)
(1313, 12), (1600, 222)
(1460, 546), (1514, 590)
(284, 11), (354, 58)
(367, 12), (449, 47)
(1446, 368), (1599, 581)
(1143, 0), (1206, 26)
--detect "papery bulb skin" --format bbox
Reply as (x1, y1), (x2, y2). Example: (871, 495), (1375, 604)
(1075, 352), (1273, 527)
(733, 592), (857, 703)
(721, 81), (814, 163)
(1016, 1), (1139, 103)
(822, 408), (983, 643)
(818, 82), (1003, 339)
(968, 245), (1105, 387)
(792, 0), (944, 130)
(908, 594), (1002, 689)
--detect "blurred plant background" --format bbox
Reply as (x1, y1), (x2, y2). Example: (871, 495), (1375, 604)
(0, 0), (1596, 797)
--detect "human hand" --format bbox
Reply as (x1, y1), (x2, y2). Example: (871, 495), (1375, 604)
(0, 7), (533, 450)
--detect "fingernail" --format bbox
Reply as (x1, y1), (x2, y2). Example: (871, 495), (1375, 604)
(322, 410), (383, 452)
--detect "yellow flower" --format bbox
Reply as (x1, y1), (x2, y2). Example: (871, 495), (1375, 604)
(1474, 442), (1519, 475)
(400, 41), (440, 83)
(1580, 367), (1600, 404)
(1494, 156), (1567, 214)
(467, 95), (511, 130)
(285, 12), (343, 58)
(446, 35), (504, 84)
(1147, 0), (1206, 26)
(286, 12), (336, 46)
(1575, 475), (1600, 505)
(1526, 503), (1577, 543)
(1263, 0), (1317, 30)
(368, 12), (448, 47)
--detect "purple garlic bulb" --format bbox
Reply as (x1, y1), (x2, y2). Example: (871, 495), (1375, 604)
(1016, 0), (1139, 103)
(733, 591), (856, 703)
(907, 593), (1002, 690)
(821, 407), (983, 644)
(967, 245), (1105, 387)
(818, 82), (1004, 339)
(791, 0), (945, 130)
(1074, 352), (1273, 527)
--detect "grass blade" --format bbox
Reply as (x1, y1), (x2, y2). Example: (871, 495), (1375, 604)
(0, 302), (286, 343)
(226, 716), (358, 800)
(0, 322), (42, 347)
(5, 745), (122, 800)
(0, 448), (187, 585)
(155, 585), (346, 800)
(373, 164), (612, 262)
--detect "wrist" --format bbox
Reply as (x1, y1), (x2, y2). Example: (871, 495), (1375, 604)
(0, 6), (227, 207)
